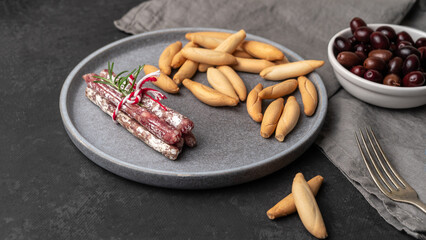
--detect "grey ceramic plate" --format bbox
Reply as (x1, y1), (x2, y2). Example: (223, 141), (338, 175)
(60, 28), (327, 189)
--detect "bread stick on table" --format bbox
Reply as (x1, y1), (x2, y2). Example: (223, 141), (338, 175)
(292, 173), (328, 239)
(267, 175), (324, 219)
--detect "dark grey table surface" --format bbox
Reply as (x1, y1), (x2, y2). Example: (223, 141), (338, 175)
(1, 0), (423, 239)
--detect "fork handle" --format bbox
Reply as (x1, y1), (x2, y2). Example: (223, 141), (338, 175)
(410, 199), (426, 214)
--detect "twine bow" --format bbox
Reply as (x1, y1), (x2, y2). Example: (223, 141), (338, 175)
(112, 70), (166, 121)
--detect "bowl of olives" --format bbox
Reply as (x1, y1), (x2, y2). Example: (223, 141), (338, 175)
(328, 17), (426, 109)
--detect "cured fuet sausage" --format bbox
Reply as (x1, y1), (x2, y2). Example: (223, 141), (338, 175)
(85, 87), (182, 160)
(84, 73), (182, 145)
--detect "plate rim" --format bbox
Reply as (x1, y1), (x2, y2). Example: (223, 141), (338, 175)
(59, 27), (328, 181)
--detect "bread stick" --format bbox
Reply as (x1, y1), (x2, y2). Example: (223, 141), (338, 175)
(217, 66), (247, 101)
(246, 83), (263, 122)
(292, 173), (328, 239)
(260, 98), (284, 138)
(274, 55), (290, 65)
(207, 67), (239, 100)
(182, 79), (239, 107)
(260, 60), (325, 81)
(185, 31), (232, 40)
(191, 35), (245, 51)
(173, 60), (199, 84)
(171, 42), (198, 69)
(275, 96), (300, 142)
(233, 50), (253, 59)
(258, 79), (298, 99)
(232, 57), (274, 73)
(181, 48), (237, 65)
(159, 41), (182, 75)
(242, 41), (284, 61)
(298, 76), (318, 116)
(214, 29), (246, 53)
(191, 35), (224, 49)
(267, 175), (324, 219)
(143, 65), (179, 94)
(198, 63), (209, 72)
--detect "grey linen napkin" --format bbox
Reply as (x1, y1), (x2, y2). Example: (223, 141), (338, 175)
(114, 0), (426, 238)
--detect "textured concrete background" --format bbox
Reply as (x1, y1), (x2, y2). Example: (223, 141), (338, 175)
(0, 0), (422, 239)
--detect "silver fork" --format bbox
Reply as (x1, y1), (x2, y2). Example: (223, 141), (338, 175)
(355, 127), (426, 213)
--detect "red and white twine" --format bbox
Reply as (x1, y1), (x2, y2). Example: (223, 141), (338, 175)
(110, 70), (167, 121)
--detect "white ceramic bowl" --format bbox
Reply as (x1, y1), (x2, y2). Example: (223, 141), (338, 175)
(328, 23), (426, 109)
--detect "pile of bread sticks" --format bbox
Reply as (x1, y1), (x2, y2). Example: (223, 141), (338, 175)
(149, 29), (324, 141)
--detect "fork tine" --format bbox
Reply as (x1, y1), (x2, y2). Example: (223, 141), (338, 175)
(368, 127), (411, 189)
(365, 128), (402, 190)
(355, 131), (392, 196)
(358, 129), (395, 191)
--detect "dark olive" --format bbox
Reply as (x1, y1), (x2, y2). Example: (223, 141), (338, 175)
(337, 51), (362, 68)
(334, 37), (352, 53)
(354, 43), (370, 53)
(415, 37), (426, 48)
(350, 17), (366, 33)
(383, 74), (401, 86)
(418, 47), (426, 69)
(402, 71), (425, 87)
(402, 54), (421, 76)
(396, 31), (414, 44)
(364, 69), (383, 83)
(376, 26), (397, 42)
(389, 43), (397, 52)
(397, 40), (412, 49)
(368, 49), (393, 63)
(364, 57), (386, 72)
(419, 46), (426, 57)
(355, 51), (367, 61)
(350, 65), (367, 77)
(348, 36), (358, 47)
(370, 31), (390, 49)
(354, 26), (374, 42)
(396, 46), (421, 59)
(388, 57), (403, 75)
(366, 43), (372, 52)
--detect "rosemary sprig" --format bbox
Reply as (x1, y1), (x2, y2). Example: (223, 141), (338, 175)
(93, 62), (145, 97)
